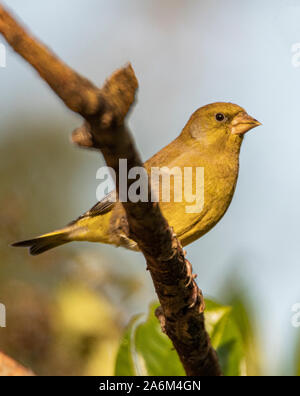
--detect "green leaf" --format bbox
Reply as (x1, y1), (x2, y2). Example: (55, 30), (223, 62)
(115, 299), (251, 376)
(114, 314), (143, 376)
(205, 299), (246, 376)
(226, 293), (261, 375)
(134, 303), (185, 376)
(114, 303), (184, 376)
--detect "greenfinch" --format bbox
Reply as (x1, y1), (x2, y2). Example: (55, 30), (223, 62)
(13, 102), (261, 255)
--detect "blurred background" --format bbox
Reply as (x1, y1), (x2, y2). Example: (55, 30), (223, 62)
(0, 0), (300, 375)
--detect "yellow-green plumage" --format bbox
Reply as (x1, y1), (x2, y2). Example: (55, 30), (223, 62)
(13, 102), (260, 255)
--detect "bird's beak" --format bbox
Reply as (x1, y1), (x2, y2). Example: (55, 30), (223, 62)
(230, 112), (262, 135)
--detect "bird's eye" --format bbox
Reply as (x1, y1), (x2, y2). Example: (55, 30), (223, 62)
(215, 113), (225, 122)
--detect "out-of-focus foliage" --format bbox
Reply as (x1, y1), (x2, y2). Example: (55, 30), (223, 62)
(295, 341), (300, 376)
(115, 297), (261, 376)
(223, 288), (262, 376)
(0, 124), (147, 375)
(0, 253), (144, 376)
(114, 314), (143, 376)
(293, 326), (300, 376)
(115, 303), (185, 376)
(202, 291), (261, 376)
(205, 300), (245, 376)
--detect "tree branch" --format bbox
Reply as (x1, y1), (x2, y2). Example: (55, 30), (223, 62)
(0, 4), (222, 376)
(0, 352), (34, 376)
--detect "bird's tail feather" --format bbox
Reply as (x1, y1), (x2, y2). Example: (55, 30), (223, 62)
(12, 231), (70, 256)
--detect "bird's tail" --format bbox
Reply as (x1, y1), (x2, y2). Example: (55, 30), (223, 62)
(12, 230), (70, 256)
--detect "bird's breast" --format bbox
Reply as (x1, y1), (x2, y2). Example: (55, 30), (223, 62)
(161, 155), (240, 246)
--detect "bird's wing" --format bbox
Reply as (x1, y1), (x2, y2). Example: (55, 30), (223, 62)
(68, 191), (116, 225)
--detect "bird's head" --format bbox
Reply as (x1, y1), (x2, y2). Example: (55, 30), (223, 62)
(182, 102), (261, 154)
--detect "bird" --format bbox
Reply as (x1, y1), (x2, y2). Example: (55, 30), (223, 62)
(12, 102), (261, 255)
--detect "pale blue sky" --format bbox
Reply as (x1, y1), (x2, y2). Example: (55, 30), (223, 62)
(1, 0), (300, 373)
